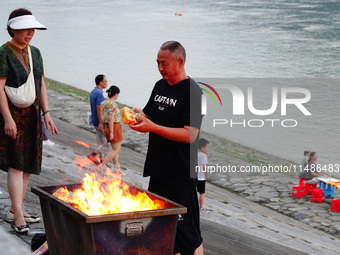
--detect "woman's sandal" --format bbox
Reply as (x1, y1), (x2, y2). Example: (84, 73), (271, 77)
(24, 215), (41, 223)
(7, 210), (41, 223)
(14, 224), (29, 233)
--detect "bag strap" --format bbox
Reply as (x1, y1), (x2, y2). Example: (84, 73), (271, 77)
(27, 46), (33, 74)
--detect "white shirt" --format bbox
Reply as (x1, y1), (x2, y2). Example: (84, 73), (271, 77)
(197, 151), (208, 180)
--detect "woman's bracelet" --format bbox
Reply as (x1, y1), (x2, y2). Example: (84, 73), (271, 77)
(42, 110), (50, 116)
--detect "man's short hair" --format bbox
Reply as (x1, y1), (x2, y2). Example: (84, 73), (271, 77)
(198, 138), (209, 149)
(95, 74), (105, 85)
(160, 41), (186, 62)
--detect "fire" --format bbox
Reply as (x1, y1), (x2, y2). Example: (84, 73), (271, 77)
(72, 141), (100, 173)
(53, 168), (166, 216)
(73, 140), (90, 149)
(74, 155), (95, 173)
(53, 140), (166, 215)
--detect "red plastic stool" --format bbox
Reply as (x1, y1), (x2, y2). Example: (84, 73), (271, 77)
(299, 178), (317, 195)
(330, 198), (340, 213)
(310, 188), (325, 203)
(299, 178), (307, 186)
(305, 183), (317, 195)
(292, 185), (307, 198)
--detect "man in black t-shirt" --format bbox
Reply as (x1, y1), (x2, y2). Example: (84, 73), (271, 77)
(130, 41), (203, 255)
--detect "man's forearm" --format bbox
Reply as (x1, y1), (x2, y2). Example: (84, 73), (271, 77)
(151, 125), (199, 144)
(96, 105), (103, 124)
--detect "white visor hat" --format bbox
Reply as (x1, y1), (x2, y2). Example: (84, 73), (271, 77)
(7, 15), (47, 30)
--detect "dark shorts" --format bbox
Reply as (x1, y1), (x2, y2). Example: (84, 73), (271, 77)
(104, 122), (123, 144)
(148, 177), (203, 255)
(197, 180), (206, 194)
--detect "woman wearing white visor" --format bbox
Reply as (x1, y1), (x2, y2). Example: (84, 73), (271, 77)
(0, 8), (58, 233)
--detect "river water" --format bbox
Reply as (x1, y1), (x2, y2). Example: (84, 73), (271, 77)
(1, 0), (339, 167)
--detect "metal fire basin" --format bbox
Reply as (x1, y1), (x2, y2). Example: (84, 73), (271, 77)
(31, 182), (187, 255)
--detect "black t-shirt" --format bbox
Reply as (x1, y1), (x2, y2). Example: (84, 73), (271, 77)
(143, 78), (203, 187)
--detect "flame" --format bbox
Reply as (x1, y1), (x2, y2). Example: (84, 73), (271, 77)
(74, 155), (96, 173)
(73, 140), (90, 149)
(53, 168), (165, 215)
(72, 140), (101, 173)
(54, 140), (166, 215)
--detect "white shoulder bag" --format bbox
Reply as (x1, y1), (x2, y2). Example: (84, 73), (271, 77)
(5, 46), (36, 108)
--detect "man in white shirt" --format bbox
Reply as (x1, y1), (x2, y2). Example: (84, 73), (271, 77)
(197, 138), (209, 212)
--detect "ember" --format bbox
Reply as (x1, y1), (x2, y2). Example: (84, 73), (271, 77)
(73, 140), (90, 148)
(53, 169), (165, 215)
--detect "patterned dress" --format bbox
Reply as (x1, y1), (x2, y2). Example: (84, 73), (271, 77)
(101, 100), (121, 123)
(101, 100), (123, 143)
(0, 42), (44, 174)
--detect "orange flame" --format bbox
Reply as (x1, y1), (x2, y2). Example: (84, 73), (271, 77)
(74, 155), (96, 173)
(53, 168), (165, 215)
(73, 140), (101, 173)
(73, 140), (90, 149)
